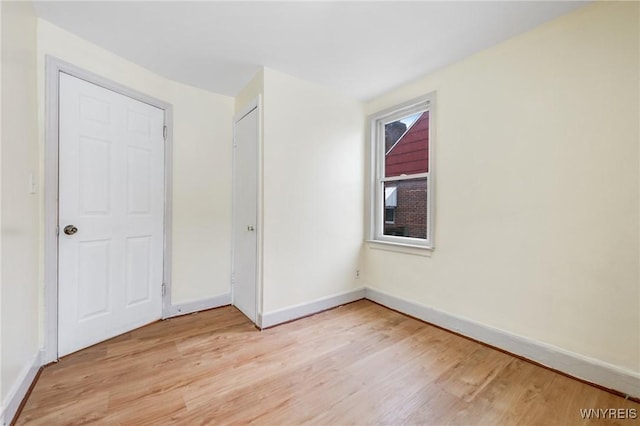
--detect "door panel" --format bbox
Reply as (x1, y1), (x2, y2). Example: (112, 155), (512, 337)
(126, 147), (152, 214)
(58, 73), (165, 356)
(232, 107), (259, 323)
(77, 239), (111, 320)
(125, 236), (152, 306)
(78, 137), (111, 214)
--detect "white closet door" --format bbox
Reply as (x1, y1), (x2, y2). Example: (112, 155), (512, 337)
(232, 106), (259, 323)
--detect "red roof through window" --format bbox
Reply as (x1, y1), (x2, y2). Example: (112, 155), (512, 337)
(385, 112), (429, 177)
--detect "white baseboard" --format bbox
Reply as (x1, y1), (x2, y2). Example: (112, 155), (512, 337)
(365, 287), (640, 399)
(1, 349), (43, 426)
(260, 287), (366, 329)
(168, 293), (231, 318)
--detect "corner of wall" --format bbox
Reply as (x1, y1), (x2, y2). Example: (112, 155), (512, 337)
(1, 0), (42, 421)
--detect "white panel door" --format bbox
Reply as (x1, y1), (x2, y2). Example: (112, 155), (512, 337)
(58, 73), (165, 356)
(232, 107), (258, 323)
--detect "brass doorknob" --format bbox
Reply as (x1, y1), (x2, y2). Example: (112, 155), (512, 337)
(64, 225), (78, 235)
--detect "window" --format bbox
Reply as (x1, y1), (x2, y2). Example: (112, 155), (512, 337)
(369, 93), (434, 248)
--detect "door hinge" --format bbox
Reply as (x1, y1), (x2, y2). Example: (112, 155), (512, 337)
(162, 283), (167, 297)
(163, 126), (167, 141)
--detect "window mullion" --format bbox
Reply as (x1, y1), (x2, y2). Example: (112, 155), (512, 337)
(381, 173), (429, 183)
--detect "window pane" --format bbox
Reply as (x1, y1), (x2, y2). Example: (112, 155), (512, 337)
(384, 185), (397, 224)
(383, 178), (427, 239)
(384, 111), (429, 178)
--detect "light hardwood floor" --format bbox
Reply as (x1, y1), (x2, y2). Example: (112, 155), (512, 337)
(16, 300), (638, 425)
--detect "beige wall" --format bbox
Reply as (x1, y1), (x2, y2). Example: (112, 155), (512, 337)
(1, 0), (40, 406)
(235, 69), (264, 115)
(168, 81), (234, 303)
(261, 68), (364, 313)
(36, 20), (235, 306)
(364, 2), (639, 373)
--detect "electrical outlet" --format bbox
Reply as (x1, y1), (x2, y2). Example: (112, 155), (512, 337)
(355, 269), (360, 279)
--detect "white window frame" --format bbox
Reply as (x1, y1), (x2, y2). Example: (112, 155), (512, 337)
(368, 93), (435, 249)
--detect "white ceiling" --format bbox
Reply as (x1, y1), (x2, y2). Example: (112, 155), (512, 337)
(33, 1), (589, 100)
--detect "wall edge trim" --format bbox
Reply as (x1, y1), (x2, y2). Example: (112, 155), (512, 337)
(364, 287), (640, 399)
(168, 293), (232, 318)
(260, 287), (366, 329)
(1, 349), (43, 426)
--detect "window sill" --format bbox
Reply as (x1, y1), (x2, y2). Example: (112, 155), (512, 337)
(366, 240), (433, 257)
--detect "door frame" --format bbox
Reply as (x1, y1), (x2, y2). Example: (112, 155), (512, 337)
(43, 56), (174, 363)
(231, 96), (263, 327)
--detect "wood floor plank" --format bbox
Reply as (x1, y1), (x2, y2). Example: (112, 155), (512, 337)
(180, 310), (404, 423)
(15, 300), (638, 425)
